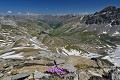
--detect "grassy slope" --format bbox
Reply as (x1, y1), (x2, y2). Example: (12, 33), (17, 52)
(49, 17), (117, 54)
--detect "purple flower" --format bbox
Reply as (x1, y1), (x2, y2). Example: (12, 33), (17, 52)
(44, 66), (71, 78)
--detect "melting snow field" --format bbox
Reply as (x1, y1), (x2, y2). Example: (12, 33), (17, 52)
(1, 54), (23, 59)
(62, 47), (101, 58)
(102, 46), (120, 67)
(62, 46), (120, 67)
(0, 51), (23, 59)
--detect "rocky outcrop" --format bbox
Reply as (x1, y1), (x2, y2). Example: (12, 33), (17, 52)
(85, 6), (120, 25)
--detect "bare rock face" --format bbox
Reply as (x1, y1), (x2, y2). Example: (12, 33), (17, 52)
(85, 6), (120, 25)
(3, 71), (32, 80)
(88, 76), (107, 80)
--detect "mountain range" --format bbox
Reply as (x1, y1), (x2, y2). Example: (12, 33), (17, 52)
(0, 6), (120, 80)
(0, 6), (120, 58)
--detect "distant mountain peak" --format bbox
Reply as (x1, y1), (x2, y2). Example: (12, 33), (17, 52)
(101, 6), (116, 12)
(98, 6), (120, 14)
(85, 6), (120, 25)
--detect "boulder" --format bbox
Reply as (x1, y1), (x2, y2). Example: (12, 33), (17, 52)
(55, 59), (65, 65)
(3, 71), (32, 80)
(0, 73), (3, 78)
(88, 76), (107, 80)
(34, 71), (49, 79)
(61, 64), (77, 72)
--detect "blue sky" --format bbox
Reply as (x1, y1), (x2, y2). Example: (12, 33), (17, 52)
(0, 0), (120, 14)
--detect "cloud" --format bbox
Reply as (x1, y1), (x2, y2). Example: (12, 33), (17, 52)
(7, 11), (12, 14)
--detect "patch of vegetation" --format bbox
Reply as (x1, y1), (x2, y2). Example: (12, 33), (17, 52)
(43, 57), (53, 61)
(53, 77), (63, 80)
(51, 29), (100, 44)
(1, 25), (15, 29)
(100, 39), (116, 46)
(50, 28), (66, 36)
(37, 21), (44, 26)
(53, 23), (63, 29)
(64, 44), (89, 53)
(77, 31), (98, 43)
(75, 64), (92, 70)
(0, 34), (5, 40)
(99, 34), (116, 46)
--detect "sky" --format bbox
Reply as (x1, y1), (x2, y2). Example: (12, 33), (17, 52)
(0, 0), (120, 14)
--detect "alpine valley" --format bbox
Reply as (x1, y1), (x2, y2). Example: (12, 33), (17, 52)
(0, 6), (120, 80)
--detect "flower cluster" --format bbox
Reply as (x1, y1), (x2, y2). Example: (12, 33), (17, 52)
(44, 67), (70, 78)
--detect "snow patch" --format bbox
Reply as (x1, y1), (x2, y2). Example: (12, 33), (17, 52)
(61, 47), (101, 58)
(0, 51), (23, 59)
(102, 46), (120, 67)
(1, 54), (23, 59)
(0, 40), (5, 42)
(13, 47), (31, 50)
(105, 22), (113, 28)
(88, 70), (102, 77)
(62, 47), (81, 56)
(30, 37), (40, 45)
(80, 16), (84, 21)
(112, 31), (120, 36)
(83, 30), (87, 32)
(102, 31), (107, 34)
(30, 37), (48, 50)
(0, 51), (15, 57)
(80, 53), (101, 58)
